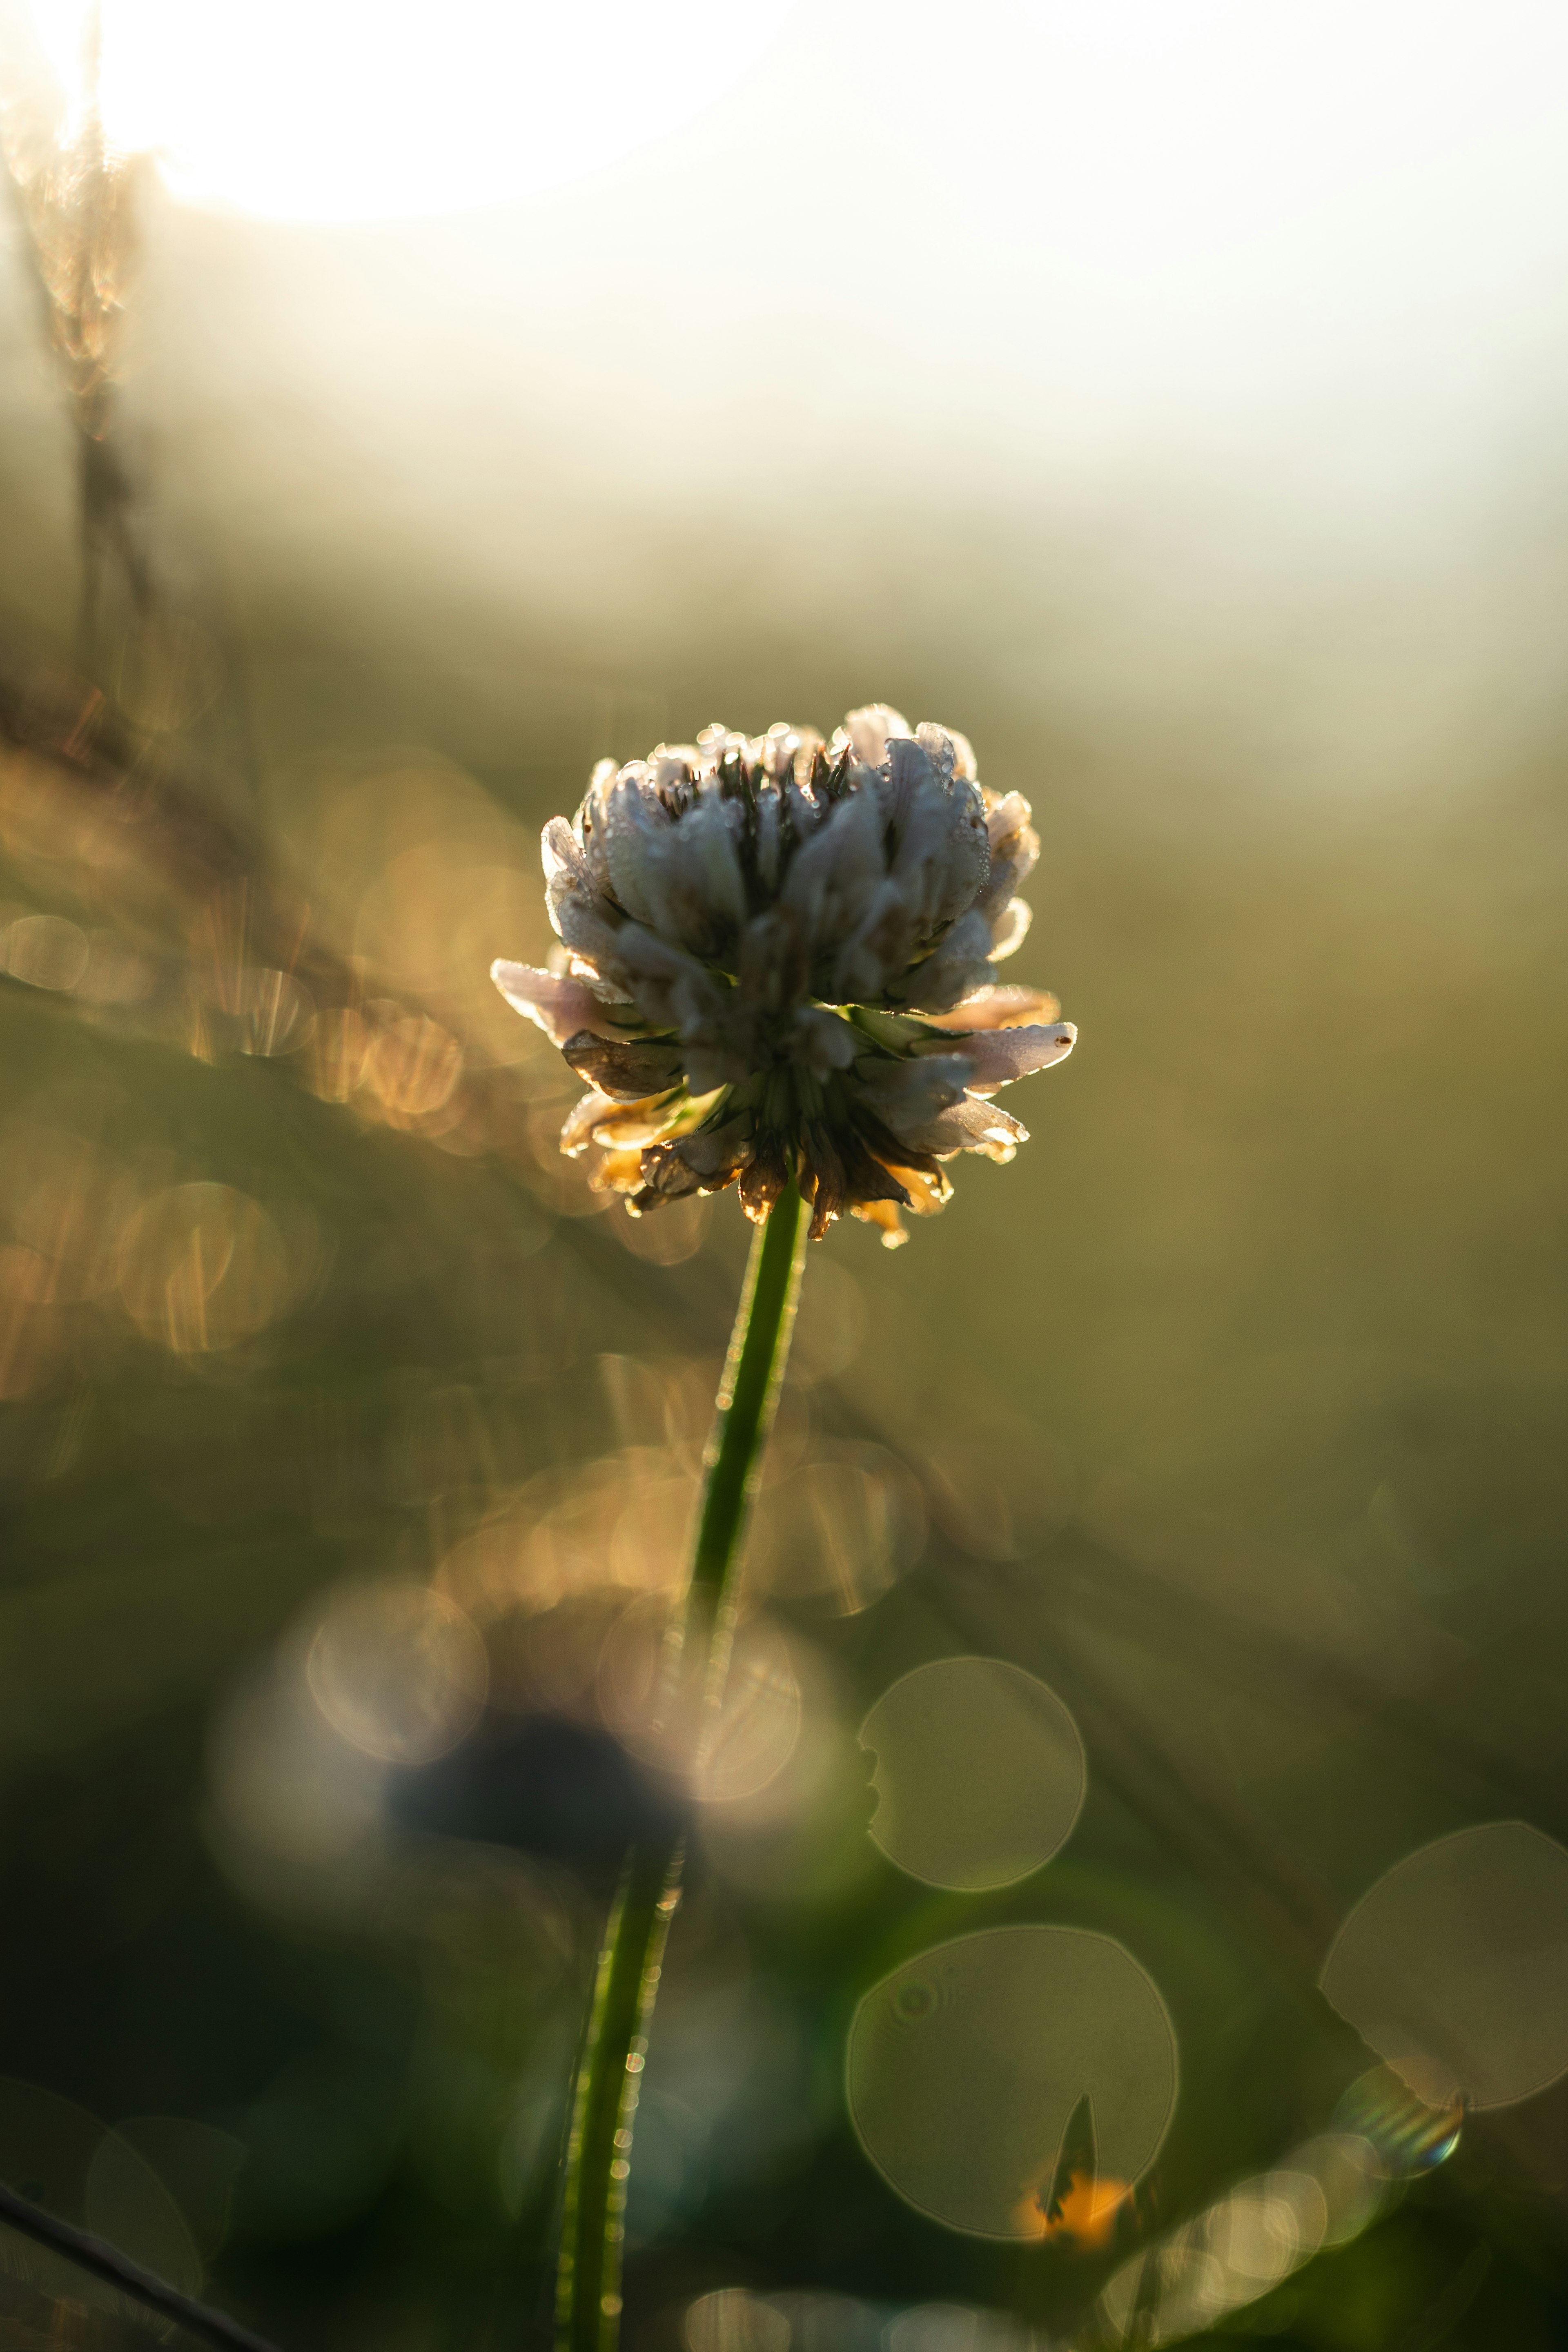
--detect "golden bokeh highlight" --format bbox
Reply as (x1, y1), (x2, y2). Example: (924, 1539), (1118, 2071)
(785, 1258), (867, 1387)
(1098, 2142), (1383, 2346)
(115, 1181), (298, 1353)
(924, 1434), (1076, 1562)
(0, 1239), (58, 1398)
(8, 1133), (136, 1300)
(307, 1006), (375, 1104)
(307, 1580), (489, 1767)
(598, 1602), (802, 1802)
(612, 1190), (710, 1266)
(846, 1927), (1177, 2240)
(5, 909), (89, 991)
(684, 2288), (791, 2352)
(747, 1444), (927, 1617)
(232, 967), (315, 1058)
(860, 1658), (1085, 1891)
(1320, 1821), (1568, 2110)
(364, 1013), (464, 1124)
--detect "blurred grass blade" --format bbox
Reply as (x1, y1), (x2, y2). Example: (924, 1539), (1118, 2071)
(0, 2178), (282, 2352)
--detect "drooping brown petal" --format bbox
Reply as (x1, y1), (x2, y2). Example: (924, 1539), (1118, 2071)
(737, 1134), (791, 1225)
(866, 1152), (952, 1216)
(590, 1095), (688, 1148)
(636, 1147), (706, 1203)
(839, 1131), (913, 1215)
(799, 1123), (849, 1240)
(851, 1107), (952, 1196)
(641, 1113), (755, 1200)
(561, 1031), (686, 1101)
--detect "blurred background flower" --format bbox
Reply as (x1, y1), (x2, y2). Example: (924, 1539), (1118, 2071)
(2, 2), (1568, 2349)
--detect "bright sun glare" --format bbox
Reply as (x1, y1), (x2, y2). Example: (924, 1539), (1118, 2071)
(21, 0), (794, 221)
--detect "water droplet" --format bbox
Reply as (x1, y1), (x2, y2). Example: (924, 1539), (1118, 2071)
(895, 1980), (938, 2022)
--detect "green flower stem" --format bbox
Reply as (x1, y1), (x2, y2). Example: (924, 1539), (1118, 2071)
(555, 1181), (808, 2352)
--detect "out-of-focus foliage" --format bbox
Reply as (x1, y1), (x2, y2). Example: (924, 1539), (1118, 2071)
(2, 100), (1568, 2352)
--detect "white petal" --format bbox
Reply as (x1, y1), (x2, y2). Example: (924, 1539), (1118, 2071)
(923, 984), (1060, 1031)
(792, 1006), (860, 1075)
(783, 785), (886, 963)
(489, 962), (627, 1046)
(931, 725), (978, 782)
(600, 768), (668, 926)
(989, 897), (1033, 961)
(944, 1020), (1076, 1094)
(913, 721), (957, 781)
(852, 1052), (971, 1131)
(891, 907), (995, 1013)
(842, 704), (912, 767)
(541, 816), (592, 938)
(642, 786), (748, 954)
(979, 795), (1040, 920)
(900, 1095), (1031, 1161)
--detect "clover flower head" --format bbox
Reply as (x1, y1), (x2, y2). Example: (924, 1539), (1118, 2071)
(492, 706), (1076, 1247)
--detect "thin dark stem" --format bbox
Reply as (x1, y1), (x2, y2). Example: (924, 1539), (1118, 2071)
(0, 2179), (283, 2352)
(555, 1182), (808, 2352)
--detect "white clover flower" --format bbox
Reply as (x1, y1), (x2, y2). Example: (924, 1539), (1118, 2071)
(492, 705), (1076, 1247)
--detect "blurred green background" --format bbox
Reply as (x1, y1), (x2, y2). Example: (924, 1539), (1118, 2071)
(3, 4), (1568, 2346)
